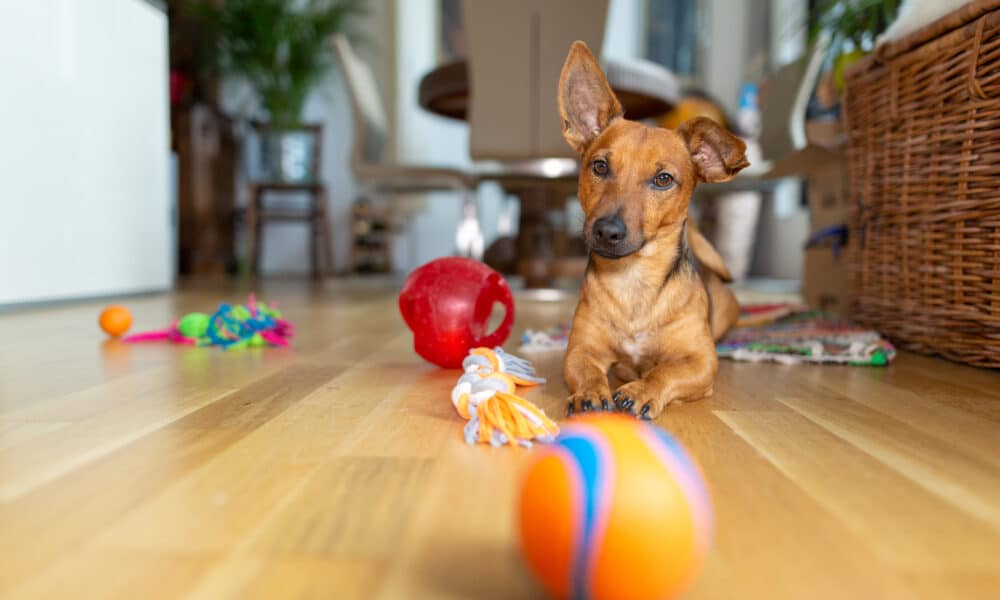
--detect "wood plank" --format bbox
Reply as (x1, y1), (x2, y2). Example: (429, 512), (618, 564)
(796, 363), (1000, 468)
(659, 412), (920, 600)
(249, 458), (436, 559)
(0, 382), (237, 500)
(7, 551), (214, 600)
(187, 557), (383, 600)
(374, 446), (543, 600)
(716, 410), (1000, 569)
(777, 394), (1000, 530)
(0, 428), (241, 595)
(893, 353), (1000, 403)
(876, 359), (1000, 423)
(0, 420), (70, 450)
(0, 361), (348, 593)
(1, 281), (998, 599)
(90, 364), (366, 554)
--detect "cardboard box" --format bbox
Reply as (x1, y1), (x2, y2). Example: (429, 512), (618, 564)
(803, 245), (850, 316)
(763, 122), (850, 233)
(757, 55), (853, 313)
(806, 154), (850, 231)
(805, 118), (846, 148)
(763, 117), (852, 313)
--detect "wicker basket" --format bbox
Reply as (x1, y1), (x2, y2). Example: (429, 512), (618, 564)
(843, 0), (1000, 368)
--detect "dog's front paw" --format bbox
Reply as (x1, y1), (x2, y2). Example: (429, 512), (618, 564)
(613, 381), (668, 420)
(566, 389), (614, 417)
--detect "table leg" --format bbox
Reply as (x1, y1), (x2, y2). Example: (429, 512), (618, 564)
(514, 187), (578, 288)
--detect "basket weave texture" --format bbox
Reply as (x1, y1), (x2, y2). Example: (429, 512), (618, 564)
(844, 0), (1000, 368)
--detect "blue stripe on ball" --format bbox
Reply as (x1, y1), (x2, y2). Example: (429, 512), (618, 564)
(559, 432), (609, 600)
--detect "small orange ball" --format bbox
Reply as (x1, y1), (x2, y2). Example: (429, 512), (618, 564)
(99, 305), (132, 337)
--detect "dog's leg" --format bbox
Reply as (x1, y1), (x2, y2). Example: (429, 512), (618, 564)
(611, 362), (640, 383)
(612, 353), (717, 419)
(564, 345), (616, 416)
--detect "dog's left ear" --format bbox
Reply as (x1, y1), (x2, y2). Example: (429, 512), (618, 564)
(558, 41), (623, 154)
(679, 117), (750, 183)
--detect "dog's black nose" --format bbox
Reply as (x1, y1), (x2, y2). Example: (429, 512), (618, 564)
(593, 215), (627, 244)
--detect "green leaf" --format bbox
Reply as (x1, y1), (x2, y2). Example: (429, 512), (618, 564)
(186, 0), (365, 125)
(810, 0), (900, 63)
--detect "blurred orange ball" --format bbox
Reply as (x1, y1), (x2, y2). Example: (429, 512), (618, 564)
(99, 305), (132, 337)
(518, 414), (713, 600)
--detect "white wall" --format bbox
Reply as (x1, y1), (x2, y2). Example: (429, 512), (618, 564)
(0, 0), (172, 305)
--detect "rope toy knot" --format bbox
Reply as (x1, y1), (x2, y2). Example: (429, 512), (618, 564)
(450, 347), (558, 447)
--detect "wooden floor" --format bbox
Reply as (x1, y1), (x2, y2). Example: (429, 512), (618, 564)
(2, 279), (999, 599)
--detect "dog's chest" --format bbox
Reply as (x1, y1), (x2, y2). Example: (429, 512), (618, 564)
(619, 330), (655, 366)
(601, 275), (664, 366)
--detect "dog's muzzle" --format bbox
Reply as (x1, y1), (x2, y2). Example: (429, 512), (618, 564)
(588, 215), (638, 258)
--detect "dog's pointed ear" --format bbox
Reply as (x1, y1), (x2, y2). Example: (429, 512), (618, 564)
(558, 41), (623, 154)
(678, 117), (750, 183)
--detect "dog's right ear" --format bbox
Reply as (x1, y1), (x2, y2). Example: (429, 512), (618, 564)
(558, 41), (623, 154)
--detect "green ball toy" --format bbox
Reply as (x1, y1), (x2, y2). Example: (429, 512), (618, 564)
(177, 312), (211, 338)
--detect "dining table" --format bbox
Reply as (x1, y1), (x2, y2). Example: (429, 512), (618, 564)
(418, 57), (681, 122)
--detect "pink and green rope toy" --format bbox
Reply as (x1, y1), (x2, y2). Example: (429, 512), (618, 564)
(123, 294), (294, 349)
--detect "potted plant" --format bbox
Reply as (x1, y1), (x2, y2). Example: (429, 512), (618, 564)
(190, 0), (364, 182)
(811, 0), (900, 90)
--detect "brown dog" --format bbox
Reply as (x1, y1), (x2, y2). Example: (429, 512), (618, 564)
(559, 41), (748, 420)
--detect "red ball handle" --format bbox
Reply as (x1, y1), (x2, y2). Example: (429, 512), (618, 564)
(473, 272), (515, 348)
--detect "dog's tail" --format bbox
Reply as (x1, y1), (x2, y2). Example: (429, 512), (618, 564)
(688, 223), (740, 340)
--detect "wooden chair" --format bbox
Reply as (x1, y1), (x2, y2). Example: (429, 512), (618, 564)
(244, 122), (335, 279)
(331, 35), (479, 267)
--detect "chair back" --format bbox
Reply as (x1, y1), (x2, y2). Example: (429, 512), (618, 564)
(332, 34), (389, 170)
(461, 0), (609, 161)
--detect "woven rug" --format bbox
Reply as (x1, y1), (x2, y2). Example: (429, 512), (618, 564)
(717, 304), (896, 366)
(518, 304), (895, 366)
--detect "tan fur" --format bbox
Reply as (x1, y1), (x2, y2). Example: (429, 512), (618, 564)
(558, 42), (748, 419)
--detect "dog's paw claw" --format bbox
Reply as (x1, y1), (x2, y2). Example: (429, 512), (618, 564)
(567, 390), (610, 418)
(613, 383), (666, 420)
(601, 397), (612, 411)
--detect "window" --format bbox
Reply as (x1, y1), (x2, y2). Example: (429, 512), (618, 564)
(645, 0), (699, 77)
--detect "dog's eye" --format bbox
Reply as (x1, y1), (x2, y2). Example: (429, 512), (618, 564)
(592, 159), (609, 177)
(653, 172), (674, 189)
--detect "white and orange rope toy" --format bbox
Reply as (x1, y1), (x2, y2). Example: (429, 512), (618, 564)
(451, 347), (559, 447)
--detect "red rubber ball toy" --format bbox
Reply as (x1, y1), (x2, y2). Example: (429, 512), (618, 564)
(399, 257), (515, 368)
